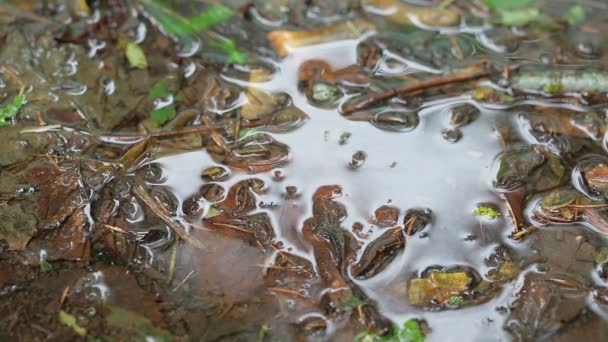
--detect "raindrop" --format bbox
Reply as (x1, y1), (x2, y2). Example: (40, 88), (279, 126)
(140, 163), (166, 184)
(200, 183), (226, 202)
(448, 103), (480, 127)
(572, 155), (608, 201)
(371, 108), (420, 132)
(176, 39), (201, 57)
(349, 151), (367, 169)
(441, 127), (462, 143)
(201, 166), (230, 182)
(575, 40), (601, 59)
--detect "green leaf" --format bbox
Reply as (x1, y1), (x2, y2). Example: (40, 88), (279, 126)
(209, 38), (248, 64)
(148, 80), (171, 100)
(473, 205), (501, 219)
(596, 247), (608, 264)
(148, 80), (181, 126)
(544, 82), (563, 95)
(140, 0), (247, 64)
(339, 131), (351, 145)
(40, 259), (53, 272)
(483, 0), (532, 10)
(341, 296), (366, 310)
(151, 104), (176, 127)
(204, 206), (222, 219)
(355, 319), (426, 342)
(257, 323), (269, 342)
(189, 5), (234, 31)
(448, 295), (464, 306)
(0, 94), (24, 127)
(140, 0), (233, 37)
(59, 310), (87, 336)
(497, 8), (541, 26)
(105, 304), (171, 341)
(125, 42), (148, 69)
(397, 320), (425, 342)
(566, 5), (585, 26)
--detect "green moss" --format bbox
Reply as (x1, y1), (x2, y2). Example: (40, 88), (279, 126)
(544, 82), (563, 94)
(473, 205), (501, 219)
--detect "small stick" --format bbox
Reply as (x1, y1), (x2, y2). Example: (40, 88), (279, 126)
(341, 64), (492, 114)
(59, 286), (70, 307)
(568, 204), (608, 209)
(96, 124), (229, 142)
(233, 113), (241, 146)
(167, 243), (178, 284)
(0, 65), (25, 90)
(267, 287), (308, 298)
(172, 270), (195, 293)
(36, 111), (46, 126)
(449, 35), (464, 60)
(547, 278), (587, 290)
(133, 184), (205, 249)
(185, 221), (214, 232)
(248, 264), (311, 275)
(512, 225), (538, 240)
(210, 222), (254, 235)
(103, 224), (136, 235)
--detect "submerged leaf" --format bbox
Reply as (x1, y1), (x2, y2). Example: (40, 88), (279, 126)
(566, 5), (585, 26)
(341, 296), (366, 309)
(59, 310), (87, 336)
(409, 271), (472, 306)
(105, 304), (171, 341)
(151, 104), (177, 127)
(0, 93), (24, 127)
(125, 41), (148, 69)
(40, 251), (53, 272)
(148, 80), (171, 100)
(141, 0), (233, 37)
(204, 206), (222, 219)
(483, 0), (532, 10)
(596, 247), (608, 264)
(497, 8), (541, 26)
(208, 38), (248, 64)
(355, 319), (426, 342)
(0, 204), (37, 250)
(140, 0), (246, 63)
(148, 80), (180, 126)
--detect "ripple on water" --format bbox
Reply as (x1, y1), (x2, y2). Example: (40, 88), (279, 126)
(155, 38), (517, 341)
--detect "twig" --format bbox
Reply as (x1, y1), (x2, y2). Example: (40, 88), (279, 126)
(547, 278), (587, 290)
(210, 222), (254, 235)
(96, 124), (229, 142)
(103, 224), (136, 235)
(59, 286), (70, 307)
(171, 270), (195, 293)
(167, 243), (178, 285)
(267, 287), (308, 298)
(0, 65), (25, 90)
(341, 63), (492, 114)
(133, 184), (206, 250)
(512, 225), (538, 240)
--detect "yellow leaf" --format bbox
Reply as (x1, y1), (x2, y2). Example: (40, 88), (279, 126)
(126, 42), (148, 69)
(74, 0), (90, 16)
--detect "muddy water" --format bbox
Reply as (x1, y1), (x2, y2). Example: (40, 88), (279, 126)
(3, 1), (608, 341)
(157, 38), (513, 340)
